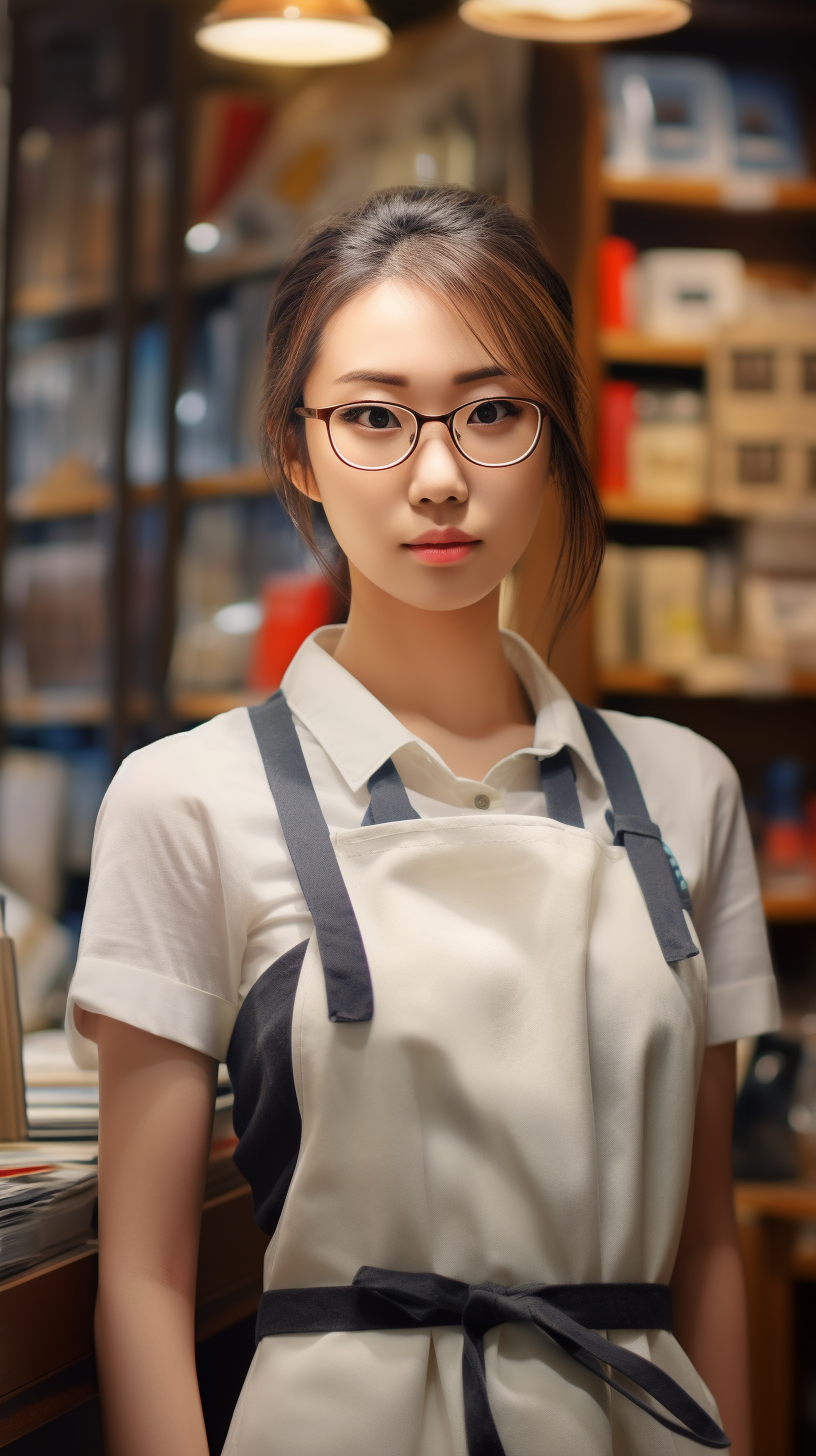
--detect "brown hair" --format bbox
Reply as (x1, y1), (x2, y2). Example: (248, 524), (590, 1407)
(260, 184), (604, 646)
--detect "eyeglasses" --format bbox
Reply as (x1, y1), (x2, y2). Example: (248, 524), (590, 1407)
(294, 397), (545, 471)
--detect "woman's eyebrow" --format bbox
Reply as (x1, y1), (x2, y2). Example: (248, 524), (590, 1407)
(453, 365), (510, 384)
(333, 365), (510, 387)
(334, 369), (409, 386)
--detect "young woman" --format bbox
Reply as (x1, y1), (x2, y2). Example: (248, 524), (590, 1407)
(68, 187), (777, 1456)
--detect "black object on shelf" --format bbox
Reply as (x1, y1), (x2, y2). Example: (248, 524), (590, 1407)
(733, 1032), (803, 1182)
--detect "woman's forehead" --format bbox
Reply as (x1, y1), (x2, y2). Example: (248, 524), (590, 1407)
(312, 278), (511, 390)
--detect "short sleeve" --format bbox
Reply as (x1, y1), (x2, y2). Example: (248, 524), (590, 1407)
(66, 732), (252, 1069)
(692, 747), (780, 1047)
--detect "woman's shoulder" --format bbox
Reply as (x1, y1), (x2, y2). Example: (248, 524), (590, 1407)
(105, 707), (265, 822)
(596, 706), (739, 803)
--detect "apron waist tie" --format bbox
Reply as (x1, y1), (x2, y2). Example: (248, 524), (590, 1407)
(255, 1267), (730, 1453)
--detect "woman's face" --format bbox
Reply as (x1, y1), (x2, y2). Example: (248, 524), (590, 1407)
(294, 278), (551, 613)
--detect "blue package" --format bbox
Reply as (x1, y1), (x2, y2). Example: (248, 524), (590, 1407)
(727, 70), (807, 177)
(603, 54), (733, 176)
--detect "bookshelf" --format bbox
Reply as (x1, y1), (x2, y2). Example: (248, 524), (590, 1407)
(526, 30), (816, 959)
(1, 0), (191, 771)
(169, 688), (268, 720)
(1, 692), (110, 727)
(601, 175), (816, 212)
(601, 495), (710, 525)
(598, 329), (708, 367)
(763, 892), (816, 924)
(182, 466), (270, 501)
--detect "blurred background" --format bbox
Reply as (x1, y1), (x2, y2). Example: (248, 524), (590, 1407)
(0, 0), (815, 1449)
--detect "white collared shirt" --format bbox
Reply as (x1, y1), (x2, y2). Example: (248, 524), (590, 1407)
(66, 627), (778, 1067)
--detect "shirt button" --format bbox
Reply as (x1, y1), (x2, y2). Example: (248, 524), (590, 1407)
(474, 794), (490, 810)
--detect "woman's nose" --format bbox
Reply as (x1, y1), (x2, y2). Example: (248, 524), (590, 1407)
(406, 428), (469, 505)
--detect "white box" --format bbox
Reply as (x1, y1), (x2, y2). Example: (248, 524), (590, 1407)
(637, 249), (745, 339)
(638, 548), (706, 672)
(628, 420), (709, 505)
(742, 575), (816, 668)
(709, 314), (816, 512)
(594, 545), (635, 668)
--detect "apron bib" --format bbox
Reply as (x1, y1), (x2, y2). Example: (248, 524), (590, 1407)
(223, 693), (726, 1456)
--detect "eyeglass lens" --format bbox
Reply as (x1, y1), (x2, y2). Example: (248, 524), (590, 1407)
(328, 399), (540, 469)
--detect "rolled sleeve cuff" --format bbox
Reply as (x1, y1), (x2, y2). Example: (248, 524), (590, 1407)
(706, 973), (781, 1047)
(66, 956), (238, 1069)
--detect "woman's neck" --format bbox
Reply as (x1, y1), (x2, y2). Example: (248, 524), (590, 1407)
(331, 569), (535, 780)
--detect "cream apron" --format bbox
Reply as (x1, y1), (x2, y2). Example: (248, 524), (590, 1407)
(222, 693), (728, 1456)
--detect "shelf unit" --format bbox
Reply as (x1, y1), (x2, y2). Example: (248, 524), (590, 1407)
(601, 174), (816, 212)
(169, 688), (268, 721)
(1, 0), (191, 751)
(598, 329), (709, 367)
(601, 494), (710, 525)
(763, 892), (816, 924)
(527, 29), (816, 957)
(182, 466), (269, 501)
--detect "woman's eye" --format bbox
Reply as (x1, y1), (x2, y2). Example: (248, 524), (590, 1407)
(468, 399), (519, 426)
(341, 405), (400, 430)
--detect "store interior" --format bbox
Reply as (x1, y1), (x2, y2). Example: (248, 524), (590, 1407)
(0, 0), (814, 1450)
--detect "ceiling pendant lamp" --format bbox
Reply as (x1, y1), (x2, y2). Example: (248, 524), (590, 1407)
(195, 0), (392, 67)
(458, 0), (691, 43)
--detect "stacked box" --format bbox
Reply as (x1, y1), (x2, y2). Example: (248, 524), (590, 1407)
(709, 315), (816, 513)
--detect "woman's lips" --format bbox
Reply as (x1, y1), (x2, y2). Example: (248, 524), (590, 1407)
(404, 531), (479, 565)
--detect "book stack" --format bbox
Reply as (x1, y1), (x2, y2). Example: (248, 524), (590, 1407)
(22, 1028), (236, 1149)
(0, 1154), (98, 1278)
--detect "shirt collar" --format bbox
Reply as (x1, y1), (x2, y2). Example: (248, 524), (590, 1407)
(281, 625), (603, 793)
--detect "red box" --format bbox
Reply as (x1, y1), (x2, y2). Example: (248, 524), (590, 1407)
(598, 380), (637, 496)
(598, 236), (637, 331)
(247, 572), (337, 690)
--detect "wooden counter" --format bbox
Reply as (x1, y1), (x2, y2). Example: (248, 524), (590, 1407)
(736, 1181), (816, 1456)
(2, 1176), (813, 1452)
(0, 1173), (267, 1446)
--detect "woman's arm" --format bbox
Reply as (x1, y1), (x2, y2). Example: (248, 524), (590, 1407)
(85, 1010), (216, 1456)
(671, 1041), (752, 1456)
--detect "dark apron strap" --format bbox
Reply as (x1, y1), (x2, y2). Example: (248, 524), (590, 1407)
(576, 704), (699, 966)
(248, 692), (374, 1023)
(539, 747), (583, 829)
(362, 759), (421, 826)
(256, 1269), (729, 1453)
(363, 749), (583, 830)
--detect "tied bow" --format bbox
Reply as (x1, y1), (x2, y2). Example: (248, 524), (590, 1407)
(351, 1267), (730, 1455)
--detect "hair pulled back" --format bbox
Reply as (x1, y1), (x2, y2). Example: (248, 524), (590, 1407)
(261, 185), (603, 646)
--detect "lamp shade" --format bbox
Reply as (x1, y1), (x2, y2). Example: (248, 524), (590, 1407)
(195, 0), (392, 66)
(459, 0), (691, 42)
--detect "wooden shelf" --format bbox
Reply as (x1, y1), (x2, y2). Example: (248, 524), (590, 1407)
(7, 459), (114, 521)
(0, 1177), (266, 1446)
(170, 688), (269, 720)
(598, 666), (816, 700)
(182, 466), (269, 500)
(2, 692), (110, 726)
(601, 493), (710, 524)
(596, 665), (678, 695)
(10, 282), (112, 320)
(602, 174), (816, 212)
(763, 892), (816, 923)
(735, 1182), (816, 1223)
(599, 329), (708, 367)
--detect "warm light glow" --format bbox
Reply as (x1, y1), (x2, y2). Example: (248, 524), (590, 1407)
(196, 13), (391, 66)
(459, 0), (690, 42)
(185, 222), (221, 254)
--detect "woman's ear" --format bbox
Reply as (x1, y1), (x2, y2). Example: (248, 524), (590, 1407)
(285, 428), (321, 502)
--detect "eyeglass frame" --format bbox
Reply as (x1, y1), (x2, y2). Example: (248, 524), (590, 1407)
(293, 397), (546, 471)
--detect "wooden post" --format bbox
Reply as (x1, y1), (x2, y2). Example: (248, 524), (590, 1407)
(512, 43), (607, 702)
(739, 1212), (796, 1456)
